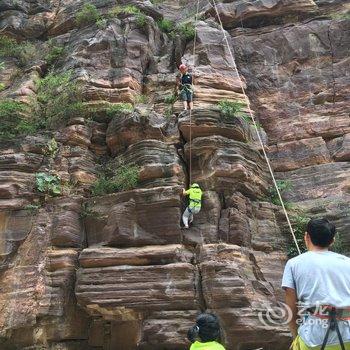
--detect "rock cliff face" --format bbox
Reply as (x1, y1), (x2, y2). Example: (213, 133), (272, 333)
(0, 0), (349, 349)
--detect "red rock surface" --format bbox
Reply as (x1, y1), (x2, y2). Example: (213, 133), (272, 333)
(0, 0), (349, 349)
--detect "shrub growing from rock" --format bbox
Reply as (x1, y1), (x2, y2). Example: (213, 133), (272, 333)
(288, 214), (308, 258)
(0, 35), (36, 67)
(164, 94), (177, 104)
(33, 71), (84, 129)
(45, 40), (65, 67)
(267, 179), (292, 206)
(35, 172), (62, 196)
(109, 5), (140, 17)
(76, 3), (101, 27)
(176, 22), (196, 40)
(136, 13), (147, 27)
(105, 103), (134, 118)
(0, 100), (35, 139)
(218, 100), (246, 118)
(108, 5), (147, 27)
(157, 19), (175, 33)
(96, 18), (108, 29)
(92, 163), (140, 196)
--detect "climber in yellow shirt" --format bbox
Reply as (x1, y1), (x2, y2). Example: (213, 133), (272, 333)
(182, 183), (203, 229)
(187, 313), (226, 350)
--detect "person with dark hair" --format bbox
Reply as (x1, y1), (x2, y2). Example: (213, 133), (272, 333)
(282, 218), (350, 350)
(187, 313), (225, 350)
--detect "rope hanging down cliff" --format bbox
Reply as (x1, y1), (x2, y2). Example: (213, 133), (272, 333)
(206, 0), (301, 255)
(188, 0), (201, 185)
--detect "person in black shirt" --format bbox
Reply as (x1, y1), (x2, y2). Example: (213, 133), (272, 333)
(177, 64), (194, 110)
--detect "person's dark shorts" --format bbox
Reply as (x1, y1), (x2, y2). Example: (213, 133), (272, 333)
(180, 87), (193, 102)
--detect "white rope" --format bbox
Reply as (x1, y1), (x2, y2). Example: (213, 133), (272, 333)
(210, 0), (301, 255)
(188, 0), (201, 185)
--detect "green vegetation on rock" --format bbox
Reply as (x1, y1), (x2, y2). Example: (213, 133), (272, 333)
(176, 22), (196, 40)
(136, 13), (147, 27)
(0, 99), (31, 139)
(108, 5), (147, 27)
(34, 71), (83, 129)
(109, 5), (140, 17)
(135, 94), (149, 104)
(0, 71), (85, 139)
(76, 3), (101, 27)
(218, 100), (246, 118)
(164, 94), (177, 104)
(0, 36), (20, 57)
(267, 180), (292, 206)
(288, 214), (309, 258)
(44, 138), (59, 159)
(157, 20), (196, 41)
(96, 18), (108, 30)
(35, 172), (62, 196)
(105, 103), (134, 118)
(92, 162), (140, 196)
(0, 35), (36, 67)
(24, 204), (41, 213)
(45, 40), (65, 67)
(157, 19), (175, 33)
(330, 12), (350, 20)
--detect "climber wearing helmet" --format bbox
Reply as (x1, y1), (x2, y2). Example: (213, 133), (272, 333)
(182, 183), (203, 229)
(177, 63), (194, 111)
(187, 313), (225, 350)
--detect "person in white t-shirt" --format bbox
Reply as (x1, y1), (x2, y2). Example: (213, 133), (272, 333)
(282, 218), (350, 350)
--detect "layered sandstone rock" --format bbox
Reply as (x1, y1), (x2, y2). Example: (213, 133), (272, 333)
(199, 244), (291, 349)
(84, 187), (183, 247)
(231, 8), (350, 248)
(206, 0), (318, 28)
(0, 0), (349, 349)
(184, 136), (269, 198)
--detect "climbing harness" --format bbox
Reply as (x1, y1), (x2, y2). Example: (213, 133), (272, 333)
(189, 188), (202, 208)
(189, 198), (201, 208)
(208, 0), (301, 255)
(180, 83), (194, 99)
(181, 83), (193, 92)
(306, 306), (350, 350)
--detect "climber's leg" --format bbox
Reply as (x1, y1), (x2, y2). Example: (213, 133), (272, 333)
(188, 90), (194, 110)
(180, 89), (187, 110)
(188, 207), (200, 224)
(188, 212), (194, 224)
(182, 207), (191, 228)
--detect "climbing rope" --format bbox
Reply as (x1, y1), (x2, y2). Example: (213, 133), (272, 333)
(209, 0), (301, 255)
(188, 0), (201, 185)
